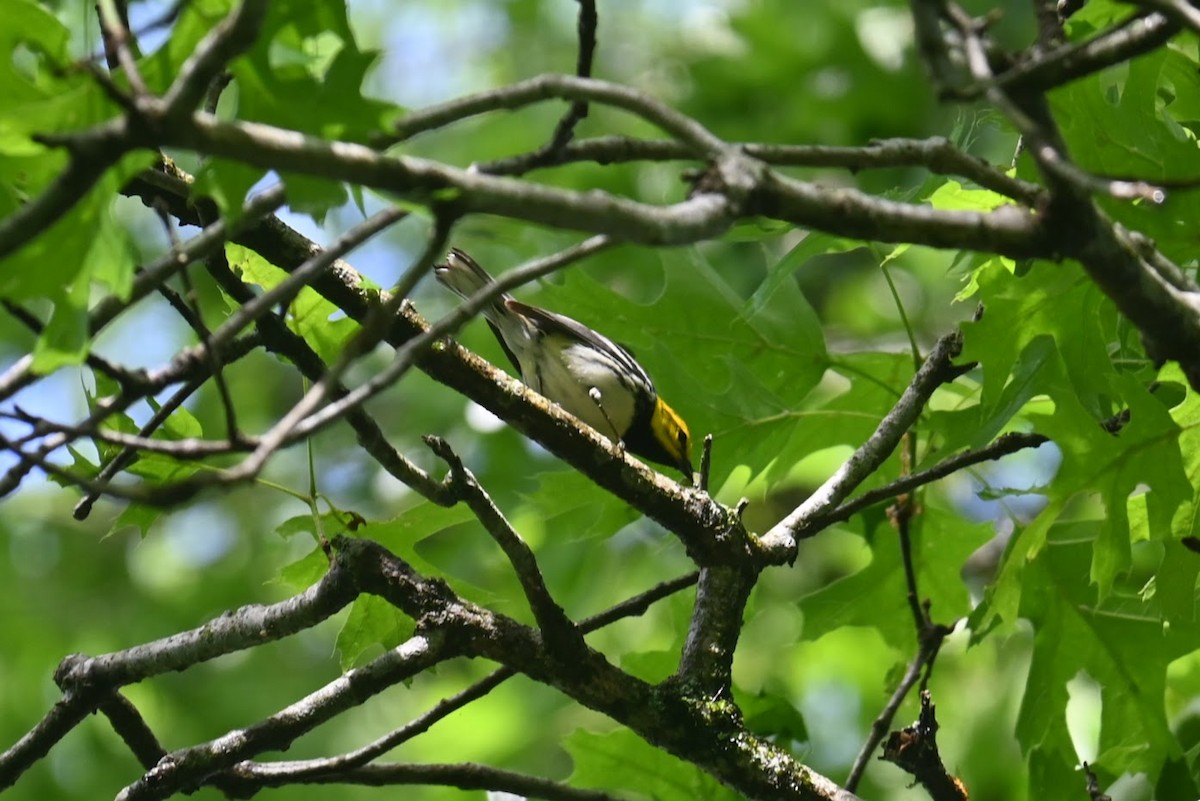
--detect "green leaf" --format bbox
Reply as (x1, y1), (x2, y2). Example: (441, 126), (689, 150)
(740, 690), (809, 745)
(1015, 525), (1186, 785)
(927, 179), (1010, 212)
(0, 2), (69, 97)
(757, 231), (858, 303)
(1051, 54), (1200, 263)
(565, 728), (743, 801)
(280, 172), (347, 225)
(275, 510), (350, 542)
(193, 158), (266, 223)
(59, 444), (99, 483)
(108, 504), (163, 540)
(30, 273), (90, 373)
(336, 594), (414, 669)
(515, 469), (640, 545)
(960, 259), (1129, 430)
(354, 503), (480, 582)
(146, 397), (204, 440)
(1131, 364), (1200, 549)
(230, 0), (399, 145)
(136, 0), (236, 95)
(799, 497), (992, 649)
(274, 544), (330, 592)
(983, 364), (1189, 623)
(225, 242), (359, 361)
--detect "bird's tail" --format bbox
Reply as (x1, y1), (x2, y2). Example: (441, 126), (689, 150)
(434, 248), (513, 327)
(434, 249), (530, 373)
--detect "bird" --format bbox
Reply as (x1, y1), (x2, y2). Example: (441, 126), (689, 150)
(434, 248), (693, 479)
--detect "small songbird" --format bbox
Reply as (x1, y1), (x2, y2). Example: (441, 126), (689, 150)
(435, 248), (693, 479)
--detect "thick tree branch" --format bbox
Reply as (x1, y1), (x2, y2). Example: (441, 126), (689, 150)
(116, 633), (452, 801)
(0, 695), (96, 791)
(218, 571), (699, 786)
(53, 555), (358, 693)
(482, 135), (1044, 206)
(340, 537), (862, 801)
(97, 694), (167, 771)
(675, 565), (756, 694)
(0, 554), (357, 792)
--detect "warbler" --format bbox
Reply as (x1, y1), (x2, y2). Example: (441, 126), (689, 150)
(435, 248), (694, 479)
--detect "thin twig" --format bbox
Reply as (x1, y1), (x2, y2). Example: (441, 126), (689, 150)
(845, 646), (929, 791)
(0, 185), (287, 407)
(382, 74), (732, 158)
(698, 434), (714, 493)
(759, 331), (965, 559)
(991, 12), (1176, 95)
(0, 411), (252, 457)
(96, 0), (149, 96)
(76, 205), (415, 512)
(1, 302), (148, 391)
(892, 444), (926, 633)
(425, 435), (585, 654)
(803, 431), (1050, 537)
(243, 760), (624, 801)
(152, 204), (242, 442)
(478, 0), (599, 175)
(201, 257), (453, 503)
(481, 135), (1043, 205)
(0, 327), (263, 493)
(72, 376), (206, 520)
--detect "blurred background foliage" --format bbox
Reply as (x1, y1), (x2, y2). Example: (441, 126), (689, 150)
(3, 1), (1198, 801)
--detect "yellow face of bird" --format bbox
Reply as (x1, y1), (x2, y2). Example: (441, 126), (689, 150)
(650, 397), (693, 477)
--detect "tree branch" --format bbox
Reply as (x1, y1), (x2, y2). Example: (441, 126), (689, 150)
(758, 331), (965, 559)
(425, 435), (586, 656)
(382, 74), (732, 158)
(481, 135), (1044, 205)
(806, 431), (1051, 537)
(217, 570), (699, 786)
(242, 760), (624, 801)
(115, 634), (451, 801)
